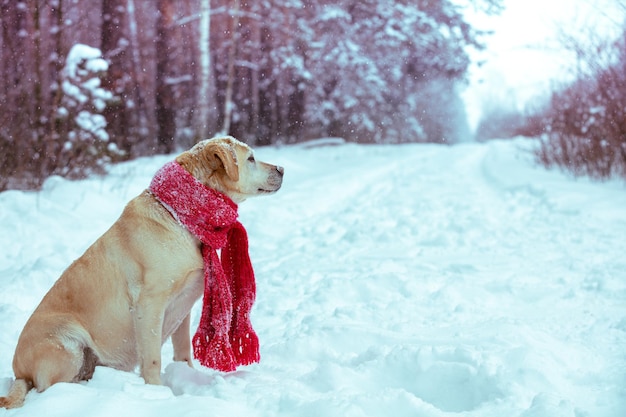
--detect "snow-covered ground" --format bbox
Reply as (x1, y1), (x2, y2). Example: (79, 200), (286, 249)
(0, 138), (625, 417)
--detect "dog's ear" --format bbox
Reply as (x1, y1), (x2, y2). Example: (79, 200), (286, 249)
(176, 140), (239, 182)
(204, 141), (240, 182)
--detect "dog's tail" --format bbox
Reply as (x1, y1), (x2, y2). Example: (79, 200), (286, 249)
(0, 379), (32, 409)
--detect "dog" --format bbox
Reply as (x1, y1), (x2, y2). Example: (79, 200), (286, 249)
(0, 136), (283, 408)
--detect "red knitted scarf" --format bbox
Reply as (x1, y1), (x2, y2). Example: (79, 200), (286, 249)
(149, 161), (260, 372)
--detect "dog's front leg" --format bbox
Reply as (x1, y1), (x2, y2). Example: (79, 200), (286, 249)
(171, 313), (193, 367)
(134, 295), (166, 385)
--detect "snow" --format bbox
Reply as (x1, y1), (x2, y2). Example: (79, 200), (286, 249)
(74, 111), (109, 142)
(60, 44), (113, 145)
(0, 138), (625, 417)
(65, 44), (109, 79)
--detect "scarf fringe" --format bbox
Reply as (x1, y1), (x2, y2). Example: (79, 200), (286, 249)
(223, 223), (260, 366)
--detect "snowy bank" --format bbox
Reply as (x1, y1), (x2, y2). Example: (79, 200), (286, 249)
(0, 139), (624, 417)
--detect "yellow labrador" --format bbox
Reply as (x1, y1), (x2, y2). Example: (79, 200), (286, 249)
(0, 136), (283, 408)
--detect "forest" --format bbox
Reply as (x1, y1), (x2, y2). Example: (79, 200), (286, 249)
(4, 0), (623, 190)
(0, 0), (504, 190)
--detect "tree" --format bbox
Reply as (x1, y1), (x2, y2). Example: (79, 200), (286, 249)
(295, 1), (476, 143)
(195, 0), (216, 140)
(533, 9), (626, 179)
(0, 1), (74, 187)
(100, 0), (151, 156)
(220, 0), (241, 136)
(101, 0), (131, 154)
(0, 0), (503, 190)
(155, 0), (177, 153)
(0, 1), (34, 188)
(208, 0), (490, 145)
(58, 43), (116, 173)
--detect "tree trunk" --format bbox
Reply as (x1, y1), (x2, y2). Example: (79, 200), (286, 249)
(221, 0), (240, 136)
(0, 3), (30, 183)
(195, 0), (215, 141)
(155, 0), (176, 153)
(249, 14), (260, 146)
(126, 0), (151, 150)
(44, 0), (67, 175)
(101, 0), (131, 153)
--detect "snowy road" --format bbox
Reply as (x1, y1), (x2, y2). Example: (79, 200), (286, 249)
(0, 139), (625, 416)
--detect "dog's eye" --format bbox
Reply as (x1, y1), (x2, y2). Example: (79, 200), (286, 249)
(248, 155), (255, 163)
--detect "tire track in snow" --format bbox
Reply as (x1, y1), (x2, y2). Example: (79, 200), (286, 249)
(245, 143), (512, 414)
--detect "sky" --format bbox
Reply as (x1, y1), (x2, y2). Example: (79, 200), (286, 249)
(462, 0), (626, 131)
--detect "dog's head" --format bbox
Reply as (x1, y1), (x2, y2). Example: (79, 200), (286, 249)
(176, 136), (284, 203)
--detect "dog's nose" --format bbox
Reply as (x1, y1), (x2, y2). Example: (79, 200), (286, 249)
(276, 166), (285, 176)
